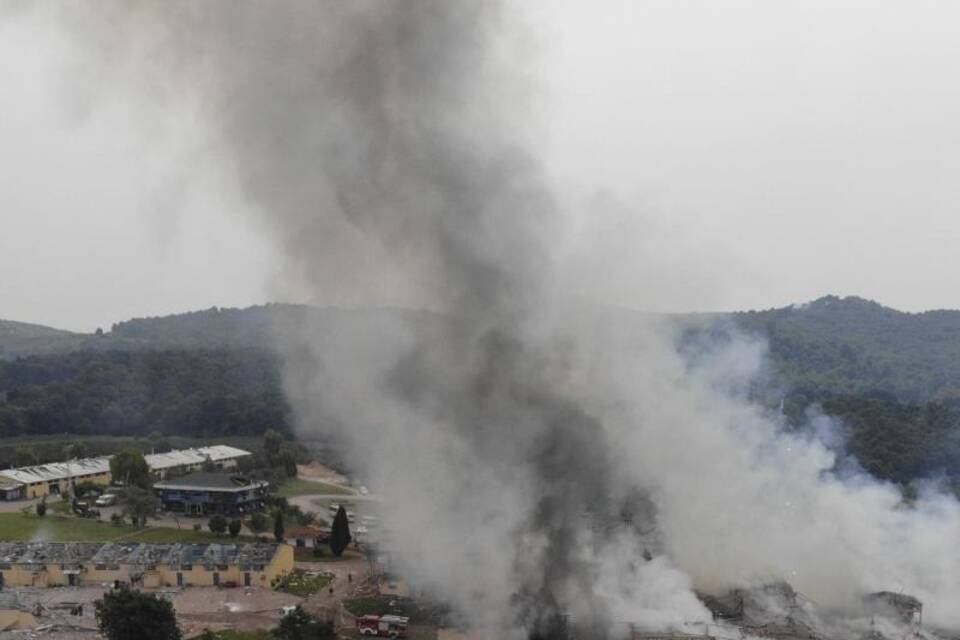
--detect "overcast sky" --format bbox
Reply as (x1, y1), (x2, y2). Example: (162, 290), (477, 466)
(3, 1), (960, 331)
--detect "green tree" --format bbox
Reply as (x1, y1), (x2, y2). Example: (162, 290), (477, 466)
(249, 512), (269, 534)
(110, 449), (151, 489)
(35, 499), (46, 517)
(272, 605), (335, 640)
(273, 509), (285, 542)
(148, 431), (172, 454)
(65, 440), (88, 460)
(208, 514), (227, 536)
(123, 487), (159, 528)
(330, 505), (351, 557)
(279, 451), (298, 478)
(95, 588), (181, 640)
(14, 446), (36, 468)
(264, 429), (283, 458)
(228, 518), (242, 538)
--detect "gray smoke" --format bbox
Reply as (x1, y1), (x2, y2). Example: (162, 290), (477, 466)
(23, 1), (960, 637)
(38, 1), (643, 635)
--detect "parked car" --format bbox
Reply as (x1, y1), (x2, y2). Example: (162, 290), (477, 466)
(94, 494), (117, 507)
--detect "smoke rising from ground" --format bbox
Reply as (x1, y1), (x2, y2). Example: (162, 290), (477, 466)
(26, 1), (960, 636)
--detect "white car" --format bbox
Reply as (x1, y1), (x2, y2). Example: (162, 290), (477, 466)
(94, 494), (118, 507)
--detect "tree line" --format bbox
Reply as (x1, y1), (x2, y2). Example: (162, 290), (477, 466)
(785, 390), (960, 490)
(0, 348), (291, 438)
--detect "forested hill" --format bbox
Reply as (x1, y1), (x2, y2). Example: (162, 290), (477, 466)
(729, 295), (960, 402)
(5, 297), (960, 487)
(8, 296), (960, 402)
(0, 319), (87, 358)
(0, 304), (434, 359)
(0, 305), (433, 439)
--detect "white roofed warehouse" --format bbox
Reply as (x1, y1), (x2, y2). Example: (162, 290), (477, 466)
(0, 445), (252, 500)
(0, 458), (112, 500)
(145, 445), (252, 478)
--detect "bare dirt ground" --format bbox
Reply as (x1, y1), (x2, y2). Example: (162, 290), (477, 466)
(297, 462), (349, 485)
(172, 585), (302, 637)
(1, 585), (302, 640)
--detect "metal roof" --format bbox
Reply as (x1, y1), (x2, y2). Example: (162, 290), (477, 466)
(0, 445), (250, 486)
(154, 472), (268, 493)
(144, 445), (251, 471)
(0, 457), (111, 484)
(0, 542), (281, 568)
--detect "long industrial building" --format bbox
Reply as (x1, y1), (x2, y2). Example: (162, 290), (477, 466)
(0, 542), (293, 588)
(0, 445), (251, 500)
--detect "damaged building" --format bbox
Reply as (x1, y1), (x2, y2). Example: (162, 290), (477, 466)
(0, 542), (292, 589)
(862, 592), (923, 625)
(696, 582), (826, 640)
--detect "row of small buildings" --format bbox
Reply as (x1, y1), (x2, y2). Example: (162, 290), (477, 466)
(0, 541), (293, 589)
(0, 445), (251, 501)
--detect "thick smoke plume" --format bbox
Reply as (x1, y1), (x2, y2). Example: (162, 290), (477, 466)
(29, 1), (960, 636)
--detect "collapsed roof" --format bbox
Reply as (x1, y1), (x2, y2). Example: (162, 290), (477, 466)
(0, 542), (279, 569)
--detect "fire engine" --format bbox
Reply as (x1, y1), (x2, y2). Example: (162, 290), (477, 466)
(356, 614), (410, 637)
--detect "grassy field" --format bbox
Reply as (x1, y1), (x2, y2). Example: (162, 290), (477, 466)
(0, 513), (256, 544)
(0, 513), (137, 541)
(277, 478), (355, 498)
(121, 527), (257, 544)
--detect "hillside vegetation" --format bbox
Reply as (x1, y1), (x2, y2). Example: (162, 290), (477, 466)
(0, 319), (87, 359)
(731, 295), (960, 402)
(4, 296), (960, 490)
(0, 349), (288, 439)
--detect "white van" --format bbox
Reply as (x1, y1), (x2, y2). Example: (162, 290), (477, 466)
(95, 494), (118, 507)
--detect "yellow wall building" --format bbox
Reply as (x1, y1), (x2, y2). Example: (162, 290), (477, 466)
(0, 542), (293, 589)
(0, 459), (112, 500)
(0, 445), (253, 501)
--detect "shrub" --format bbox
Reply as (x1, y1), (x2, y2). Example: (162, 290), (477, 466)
(248, 512), (269, 534)
(208, 515), (227, 536)
(228, 519), (242, 538)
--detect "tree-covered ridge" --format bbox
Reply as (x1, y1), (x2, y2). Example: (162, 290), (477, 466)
(782, 390), (960, 486)
(4, 296), (960, 489)
(0, 349), (290, 438)
(731, 295), (960, 402)
(0, 319), (86, 359)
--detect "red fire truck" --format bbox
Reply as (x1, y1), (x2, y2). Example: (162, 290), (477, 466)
(356, 614), (410, 637)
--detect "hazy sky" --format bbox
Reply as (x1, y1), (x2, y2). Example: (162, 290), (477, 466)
(3, 1), (960, 331)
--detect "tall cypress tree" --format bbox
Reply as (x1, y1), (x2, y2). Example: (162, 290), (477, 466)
(274, 509), (285, 542)
(330, 505), (352, 556)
